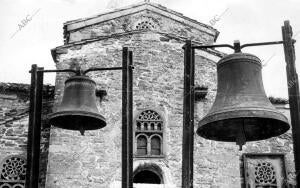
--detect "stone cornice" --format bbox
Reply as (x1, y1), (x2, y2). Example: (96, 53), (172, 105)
(0, 83), (55, 100)
(51, 30), (226, 63)
(51, 30), (224, 63)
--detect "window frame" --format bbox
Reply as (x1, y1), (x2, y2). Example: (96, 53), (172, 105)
(149, 134), (163, 156)
(133, 109), (165, 158)
(136, 134), (148, 156)
(242, 153), (288, 188)
(0, 155), (26, 188)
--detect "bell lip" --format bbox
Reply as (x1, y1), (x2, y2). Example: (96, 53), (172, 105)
(218, 53), (262, 68)
(197, 109), (290, 142)
(48, 110), (106, 130)
(198, 108), (289, 127)
(197, 119), (290, 142)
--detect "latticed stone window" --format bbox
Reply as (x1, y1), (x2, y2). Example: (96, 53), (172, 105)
(254, 162), (277, 187)
(135, 20), (155, 30)
(243, 154), (288, 188)
(0, 156), (26, 188)
(133, 17), (157, 30)
(135, 110), (164, 157)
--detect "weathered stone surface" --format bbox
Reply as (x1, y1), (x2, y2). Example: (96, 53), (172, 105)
(48, 26), (221, 187)
(0, 2), (295, 188)
(47, 0), (298, 184)
(62, 1), (218, 45)
(0, 83), (54, 187)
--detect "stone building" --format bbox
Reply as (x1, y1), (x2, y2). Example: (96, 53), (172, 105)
(0, 83), (54, 188)
(0, 1), (296, 188)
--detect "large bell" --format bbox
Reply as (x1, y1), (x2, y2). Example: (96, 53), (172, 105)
(49, 75), (106, 135)
(197, 53), (290, 148)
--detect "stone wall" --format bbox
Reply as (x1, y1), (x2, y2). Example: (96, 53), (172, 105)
(0, 3), (296, 187)
(0, 92), (29, 159)
(47, 4), (296, 188)
(0, 83), (54, 188)
(47, 31), (218, 188)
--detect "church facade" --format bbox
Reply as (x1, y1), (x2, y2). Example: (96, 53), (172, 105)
(0, 1), (296, 188)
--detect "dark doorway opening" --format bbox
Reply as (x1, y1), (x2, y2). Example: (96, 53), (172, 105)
(133, 170), (161, 184)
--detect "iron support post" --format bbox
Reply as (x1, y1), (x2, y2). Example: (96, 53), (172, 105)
(122, 47), (129, 188)
(25, 65), (44, 188)
(182, 40), (195, 188)
(282, 20), (300, 187)
(122, 47), (133, 188)
(128, 50), (133, 188)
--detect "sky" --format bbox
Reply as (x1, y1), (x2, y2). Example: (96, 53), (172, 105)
(0, 0), (299, 98)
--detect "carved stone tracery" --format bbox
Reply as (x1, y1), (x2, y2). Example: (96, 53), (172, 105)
(135, 110), (164, 157)
(132, 17), (159, 31)
(254, 162), (277, 186)
(0, 156), (26, 188)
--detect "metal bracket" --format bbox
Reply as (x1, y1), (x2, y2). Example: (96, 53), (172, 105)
(189, 39), (296, 53)
(30, 66), (134, 75)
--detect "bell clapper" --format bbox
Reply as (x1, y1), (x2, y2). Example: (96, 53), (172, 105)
(80, 126), (85, 136)
(236, 120), (246, 151)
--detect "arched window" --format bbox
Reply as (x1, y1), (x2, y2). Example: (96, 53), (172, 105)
(137, 135), (147, 155)
(134, 18), (157, 31)
(150, 136), (161, 155)
(133, 163), (164, 184)
(135, 110), (164, 157)
(0, 156), (26, 188)
(133, 170), (161, 184)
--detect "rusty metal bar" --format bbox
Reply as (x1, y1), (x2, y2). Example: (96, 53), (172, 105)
(128, 50), (133, 188)
(34, 69), (78, 74)
(191, 44), (234, 50)
(192, 40), (288, 52)
(84, 66), (124, 74)
(282, 20), (300, 187)
(32, 67), (134, 74)
(240, 41), (284, 49)
(122, 47), (129, 188)
(189, 47), (195, 188)
(25, 65), (44, 188)
(182, 40), (193, 188)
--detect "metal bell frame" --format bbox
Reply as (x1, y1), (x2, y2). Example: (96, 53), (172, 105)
(25, 47), (134, 188)
(181, 21), (300, 188)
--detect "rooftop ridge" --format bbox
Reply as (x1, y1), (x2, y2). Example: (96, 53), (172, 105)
(63, 1), (218, 40)
(64, 1), (146, 25)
